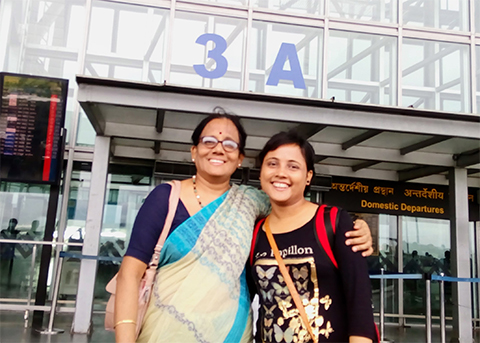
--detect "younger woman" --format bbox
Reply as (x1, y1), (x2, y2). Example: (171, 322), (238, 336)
(250, 131), (377, 343)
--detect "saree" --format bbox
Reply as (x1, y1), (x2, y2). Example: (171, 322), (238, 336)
(137, 184), (269, 343)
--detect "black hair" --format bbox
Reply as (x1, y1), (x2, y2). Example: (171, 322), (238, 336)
(258, 130), (316, 194)
(191, 107), (247, 155)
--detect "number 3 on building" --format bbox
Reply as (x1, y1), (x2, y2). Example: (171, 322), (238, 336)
(193, 33), (228, 79)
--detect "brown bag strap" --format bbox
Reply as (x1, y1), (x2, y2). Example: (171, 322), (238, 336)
(148, 180), (181, 268)
(264, 216), (318, 343)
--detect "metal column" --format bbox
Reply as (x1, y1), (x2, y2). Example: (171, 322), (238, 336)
(72, 135), (111, 334)
(448, 167), (472, 343)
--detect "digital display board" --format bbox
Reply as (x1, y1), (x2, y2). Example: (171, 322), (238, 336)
(0, 73), (68, 184)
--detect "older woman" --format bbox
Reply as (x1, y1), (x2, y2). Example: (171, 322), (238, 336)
(114, 112), (372, 343)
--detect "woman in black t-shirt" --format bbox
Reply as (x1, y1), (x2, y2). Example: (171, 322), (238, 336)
(250, 131), (377, 343)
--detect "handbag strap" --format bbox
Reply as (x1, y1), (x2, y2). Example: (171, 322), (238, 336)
(148, 180), (181, 268)
(264, 216), (318, 343)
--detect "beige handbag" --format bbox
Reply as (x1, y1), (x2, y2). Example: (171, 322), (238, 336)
(104, 180), (181, 338)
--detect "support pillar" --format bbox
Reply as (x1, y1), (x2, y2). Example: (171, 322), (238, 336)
(448, 167), (472, 343)
(72, 135), (110, 334)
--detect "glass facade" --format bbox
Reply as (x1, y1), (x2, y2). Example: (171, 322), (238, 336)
(0, 0), (479, 327)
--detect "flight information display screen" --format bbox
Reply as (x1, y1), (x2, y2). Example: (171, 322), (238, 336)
(0, 73), (68, 184)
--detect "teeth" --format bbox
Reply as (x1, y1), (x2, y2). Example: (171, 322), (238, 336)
(273, 182), (289, 188)
(209, 159), (225, 164)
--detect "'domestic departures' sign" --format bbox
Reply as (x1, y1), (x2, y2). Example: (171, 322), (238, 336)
(325, 176), (479, 220)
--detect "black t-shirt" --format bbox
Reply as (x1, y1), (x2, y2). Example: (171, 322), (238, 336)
(250, 207), (377, 343)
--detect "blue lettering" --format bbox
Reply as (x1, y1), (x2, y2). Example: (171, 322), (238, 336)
(266, 43), (306, 89)
(193, 33), (228, 79)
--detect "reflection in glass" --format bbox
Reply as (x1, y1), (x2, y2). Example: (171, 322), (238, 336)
(250, 21), (323, 97)
(402, 38), (470, 112)
(170, 11), (246, 90)
(85, 1), (169, 83)
(254, 0), (323, 16)
(402, 216), (451, 318)
(402, 0), (469, 31)
(76, 109), (96, 146)
(94, 169), (152, 303)
(329, 0), (397, 23)
(363, 214), (399, 321)
(0, 182), (49, 300)
(327, 30), (397, 105)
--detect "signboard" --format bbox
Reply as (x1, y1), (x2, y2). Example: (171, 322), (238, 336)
(0, 73), (68, 184)
(325, 176), (479, 221)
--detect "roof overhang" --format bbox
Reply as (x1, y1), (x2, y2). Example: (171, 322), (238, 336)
(76, 76), (480, 187)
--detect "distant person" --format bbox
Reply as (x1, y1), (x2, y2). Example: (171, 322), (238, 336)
(403, 250), (422, 274)
(1, 218), (20, 259)
(0, 218), (20, 286)
(24, 220), (42, 240)
(441, 250), (451, 276)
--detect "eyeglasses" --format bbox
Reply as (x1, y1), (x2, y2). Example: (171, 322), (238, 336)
(199, 136), (239, 152)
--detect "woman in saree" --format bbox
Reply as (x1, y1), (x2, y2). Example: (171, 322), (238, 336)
(114, 112), (373, 343)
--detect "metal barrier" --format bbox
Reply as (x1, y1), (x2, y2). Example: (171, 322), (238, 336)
(37, 251), (122, 335)
(370, 272), (423, 342)
(372, 271), (480, 343)
(431, 274), (480, 343)
(0, 239), (83, 330)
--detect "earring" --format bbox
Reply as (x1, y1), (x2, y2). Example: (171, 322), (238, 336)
(238, 164), (241, 167)
(306, 181), (310, 185)
(192, 158), (195, 162)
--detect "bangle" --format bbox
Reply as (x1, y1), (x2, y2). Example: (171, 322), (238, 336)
(114, 319), (136, 328)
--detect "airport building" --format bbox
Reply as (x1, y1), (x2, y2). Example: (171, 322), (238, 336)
(0, 0), (480, 342)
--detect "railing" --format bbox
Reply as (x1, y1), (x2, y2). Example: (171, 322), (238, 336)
(0, 238), (121, 334)
(372, 270), (480, 343)
(1, 240), (479, 340)
(0, 239), (84, 331)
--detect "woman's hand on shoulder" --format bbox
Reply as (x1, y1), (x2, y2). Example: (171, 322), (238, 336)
(345, 219), (373, 257)
(349, 336), (373, 343)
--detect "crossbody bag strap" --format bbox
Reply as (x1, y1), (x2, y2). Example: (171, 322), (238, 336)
(148, 180), (181, 268)
(264, 216), (318, 343)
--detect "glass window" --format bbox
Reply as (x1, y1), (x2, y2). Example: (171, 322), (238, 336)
(402, 38), (470, 112)
(76, 109), (96, 147)
(364, 214), (399, 321)
(329, 0), (397, 23)
(249, 21), (323, 97)
(0, 182), (50, 300)
(194, 0), (247, 5)
(327, 30), (397, 106)
(476, 45), (480, 113)
(1, 0), (87, 146)
(93, 167), (152, 306)
(170, 11), (247, 90)
(402, 216), (451, 318)
(402, 0), (469, 31)
(476, 0), (480, 34)
(254, 0), (323, 16)
(85, 1), (169, 83)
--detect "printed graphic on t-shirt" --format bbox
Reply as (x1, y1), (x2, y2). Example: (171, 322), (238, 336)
(255, 257), (334, 343)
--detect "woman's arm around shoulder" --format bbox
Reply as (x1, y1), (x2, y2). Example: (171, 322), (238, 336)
(241, 185), (271, 217)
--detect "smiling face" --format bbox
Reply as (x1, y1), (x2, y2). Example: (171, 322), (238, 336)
(191, 118), (244, 182)
(260, 144), (313, 206)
